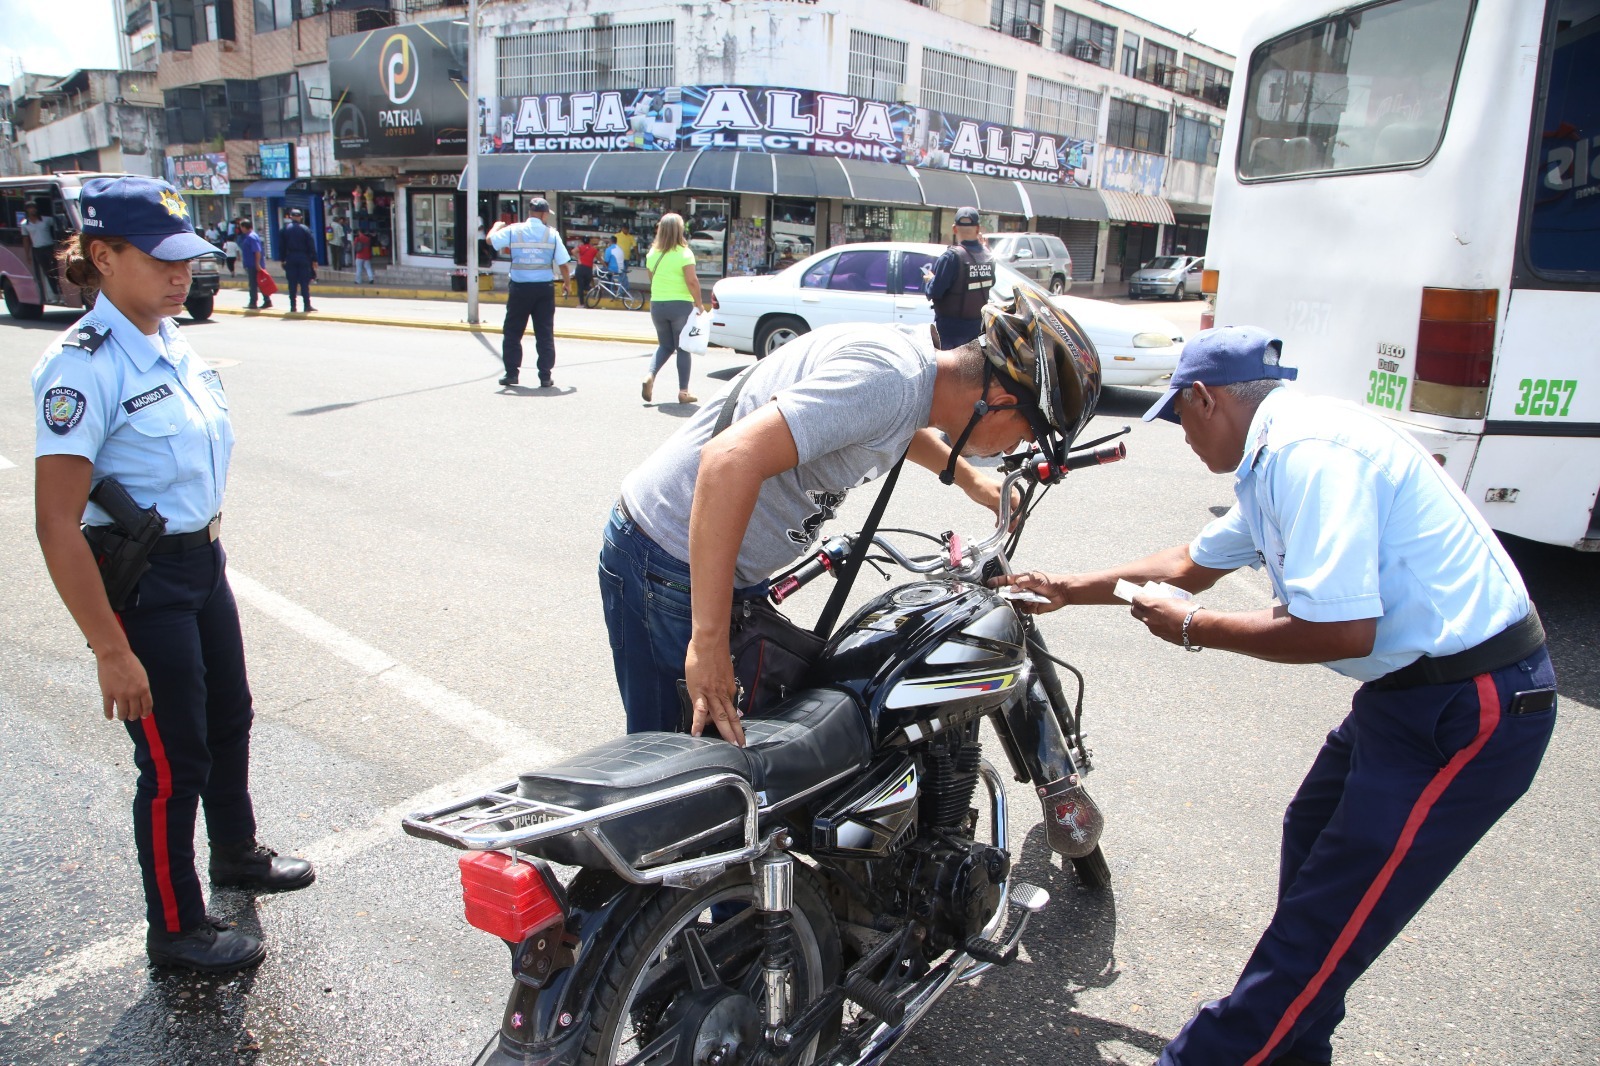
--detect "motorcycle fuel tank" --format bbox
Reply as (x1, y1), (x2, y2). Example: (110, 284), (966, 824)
(815, 580), (1027, 745)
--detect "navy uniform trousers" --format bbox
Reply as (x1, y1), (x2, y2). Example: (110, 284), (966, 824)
(1160, 646), (1556, 1065)
(120, 541), (257, 933)
(283, 259), (313, 310)
(503, 280), (557, 380)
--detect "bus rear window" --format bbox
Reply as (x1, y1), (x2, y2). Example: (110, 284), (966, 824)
(1525, 0), (1600, 277)
(1238, 0), (1473, 180)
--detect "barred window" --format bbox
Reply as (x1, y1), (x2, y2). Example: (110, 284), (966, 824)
(1173, 115), (1220, 163)
(1024, 76), (1100, 142)
(1141, 40), (1178, 85)
(497, 20), (674, 97)
(990, 0), (1043, 42)
(1182, 55), (1232, 107)
(847, 30), (908, 104)
(921, 48), (1015, 126)
(1106, 97), (1168, 154)
(1051, 9), (1115, 69)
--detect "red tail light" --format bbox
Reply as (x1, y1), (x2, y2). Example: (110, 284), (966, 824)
(459, 852), (564, 943)
(710, 292), (720, 310)
(1412, 288), (1497, 418)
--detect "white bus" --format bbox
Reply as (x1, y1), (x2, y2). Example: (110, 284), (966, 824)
(1204, 0), (1599, 550)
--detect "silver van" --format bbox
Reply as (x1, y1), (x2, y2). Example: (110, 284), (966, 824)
(986, 233), (1072, 294)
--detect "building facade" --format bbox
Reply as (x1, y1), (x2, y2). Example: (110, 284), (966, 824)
(11, 69), (166, 178)
(374, 0), (1230, 284)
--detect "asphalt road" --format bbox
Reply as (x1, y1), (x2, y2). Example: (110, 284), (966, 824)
(0, 306), (1594, 1066)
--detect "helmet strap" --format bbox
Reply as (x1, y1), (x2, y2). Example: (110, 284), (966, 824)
(940, 363), (994, 485)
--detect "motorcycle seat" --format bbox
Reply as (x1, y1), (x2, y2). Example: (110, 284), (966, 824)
(515, 687), (869, 869)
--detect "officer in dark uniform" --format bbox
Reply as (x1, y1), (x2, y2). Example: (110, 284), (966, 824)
(278, 206), (318, 314)
(921, 205), (995, 350)
(32, 176), (314, 975)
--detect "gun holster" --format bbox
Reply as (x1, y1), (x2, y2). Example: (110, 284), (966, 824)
(82, 479), (167, 612)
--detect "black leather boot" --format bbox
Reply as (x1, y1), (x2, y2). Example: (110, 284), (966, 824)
(147, 914), (265, 973)
(209, 839), (316, 892)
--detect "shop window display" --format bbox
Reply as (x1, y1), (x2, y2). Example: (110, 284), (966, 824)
(685, 197), (729, 277)
(557, 195), (664, 267)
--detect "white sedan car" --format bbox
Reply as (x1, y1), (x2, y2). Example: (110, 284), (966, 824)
(708, 242), (1183, 386)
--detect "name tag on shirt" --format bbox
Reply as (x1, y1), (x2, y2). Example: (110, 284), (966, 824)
(122, 384), (174, 414)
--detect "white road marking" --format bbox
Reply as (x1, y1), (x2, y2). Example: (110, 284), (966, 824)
(227, 569), (544, 754)
(0, 453), (15, 470)
(0, 576), (568, 1024)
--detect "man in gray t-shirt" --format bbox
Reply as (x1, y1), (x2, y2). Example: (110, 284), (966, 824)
(22, 202), (61, 301)
(602, 319), (1045, 740)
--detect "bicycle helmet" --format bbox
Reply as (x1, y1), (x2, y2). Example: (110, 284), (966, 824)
(940, 280), (1101, 482)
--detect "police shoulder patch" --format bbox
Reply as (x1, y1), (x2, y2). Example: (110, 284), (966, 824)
(63, 324), (110, 355)
(43, 386), (88, 435)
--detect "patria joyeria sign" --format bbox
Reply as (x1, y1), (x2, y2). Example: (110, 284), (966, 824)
(330, 19), (467, 159)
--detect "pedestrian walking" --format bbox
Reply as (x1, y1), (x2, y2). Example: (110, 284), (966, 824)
(353, 228), (374, 285)
(21, 201), (61, 302)
(921, 205), (994, 350)
(237, 219), (269, 309)
(278, 207), (317, 313)
(31, 175), (315, 975)
(327, 214), (347, 269)
(486, 197), (571, 388)
(640, 213), (704, 405)
(1003, 326), (1555, 1066)
(221, 235), (240, 276)
(573, 236), (599, 306)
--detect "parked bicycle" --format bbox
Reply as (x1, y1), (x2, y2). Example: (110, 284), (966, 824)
(583, 268), (643, 310)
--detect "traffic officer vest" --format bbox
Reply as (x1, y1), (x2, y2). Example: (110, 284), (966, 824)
(932, 243), (995, 320)
(508, 221), (560, 276)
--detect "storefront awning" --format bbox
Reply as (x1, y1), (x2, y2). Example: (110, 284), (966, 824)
(912, 168), (980, 210)
(472, 154), (533, 191)
(1099, 190), (1176, 226)
(968, 174), (1026, 216)
(772, 155), (853, 199)
(583, 152), (672, 193)
(838, 158), (925, 207)
(239, 179), (295, 199)
(731, 153), (776, 194)
(1020, 182), (1108, 222)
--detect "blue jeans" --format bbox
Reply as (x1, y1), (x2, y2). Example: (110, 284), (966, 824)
(1159, 646), (1556, 1066)
(598, 506), (764, 734)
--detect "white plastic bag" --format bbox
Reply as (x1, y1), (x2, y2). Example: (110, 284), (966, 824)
(679, 309), (710, 355)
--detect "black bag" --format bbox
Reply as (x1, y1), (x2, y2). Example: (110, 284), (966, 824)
(706, 367), (905, 720)
(728, 598), (827, 718)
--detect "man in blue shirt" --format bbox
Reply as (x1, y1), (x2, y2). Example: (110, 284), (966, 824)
(487, 197), (572, 388)
(237, 218), (268, 309)
(1004, 327), (1555, 1066)
(603, 236), (629, 296)
(920, 205), (994, 350)
(278, 207), (318, 314)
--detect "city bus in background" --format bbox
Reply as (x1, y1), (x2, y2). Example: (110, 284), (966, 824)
(0, 173), (221, 322)
(1203, 0), (1599, 550)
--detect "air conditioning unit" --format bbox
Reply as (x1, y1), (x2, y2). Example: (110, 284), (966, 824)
(1011, 19), (1043, 44)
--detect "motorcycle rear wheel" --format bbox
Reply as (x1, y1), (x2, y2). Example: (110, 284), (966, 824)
(585, 862), (842, 1065)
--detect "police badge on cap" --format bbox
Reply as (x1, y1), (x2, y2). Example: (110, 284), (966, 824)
(78, 176), (222, 262)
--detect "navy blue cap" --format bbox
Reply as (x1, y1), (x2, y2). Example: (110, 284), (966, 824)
(953, 205), (980, 226)
(1143, 325), (1299, 423)
(79, 176), (220, 261)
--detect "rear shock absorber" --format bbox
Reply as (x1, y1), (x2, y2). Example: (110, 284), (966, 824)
(752, 850), (795, 1038)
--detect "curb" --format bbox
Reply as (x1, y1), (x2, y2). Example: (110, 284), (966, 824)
(218, 279), (649, 312)
(210, 305), (657, 344)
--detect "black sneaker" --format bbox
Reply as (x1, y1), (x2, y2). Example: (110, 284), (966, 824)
(147, 914), (265, 973)
(499, 371), (519, 386)
(209, 839), (315, 892)
(539, 376), (554, 389)
(261, 299), (272, 309)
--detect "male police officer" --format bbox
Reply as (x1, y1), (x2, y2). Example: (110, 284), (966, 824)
(278, 207), (317, 314)
(488, 197), (572, 388)
(921, 205), (994, 350)
(1004, 327), (1556, 1066)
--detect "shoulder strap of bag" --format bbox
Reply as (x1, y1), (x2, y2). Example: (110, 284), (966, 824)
(711, 363), (906, 638)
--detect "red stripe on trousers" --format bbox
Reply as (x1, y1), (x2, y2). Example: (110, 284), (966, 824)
(140, 714), (182, 934)
(1241, 673), (1501, 1066)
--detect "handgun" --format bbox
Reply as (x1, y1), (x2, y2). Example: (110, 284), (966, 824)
(83, 478), (167, 611)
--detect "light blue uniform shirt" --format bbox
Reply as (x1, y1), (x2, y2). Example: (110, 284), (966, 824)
(488, 217), (571, 283)
(32, 296), (233, 535)
(1189, 389), (1530, 682)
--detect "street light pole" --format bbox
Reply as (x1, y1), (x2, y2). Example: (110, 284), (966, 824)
(464, 0), (480, 325)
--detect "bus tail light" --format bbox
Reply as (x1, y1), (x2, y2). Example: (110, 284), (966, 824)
(1200, 270), (1218, 330)
(1200, 269), (1219, 294)
(1412, 287), (1497, 419)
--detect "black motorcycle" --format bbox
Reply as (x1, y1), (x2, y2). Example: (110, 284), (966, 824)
(405, 438), (1127, 1066)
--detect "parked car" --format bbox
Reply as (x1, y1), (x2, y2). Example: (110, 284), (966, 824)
(1127, 254), (1205, 300)
(986, 232), (1073, 294)
(708, 241), (1183, 386)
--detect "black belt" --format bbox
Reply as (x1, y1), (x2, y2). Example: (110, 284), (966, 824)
(89, 514), (224, 555)
(1369, 607), (1545, 690)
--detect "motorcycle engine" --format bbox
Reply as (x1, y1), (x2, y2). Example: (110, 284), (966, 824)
(890, 835), (1009, 955)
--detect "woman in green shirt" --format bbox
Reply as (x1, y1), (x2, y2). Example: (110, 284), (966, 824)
(641, 212), (705, 405)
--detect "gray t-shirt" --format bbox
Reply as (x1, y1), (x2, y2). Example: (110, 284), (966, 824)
(621, 322), (937, 585)
(22, 217), (55, 246)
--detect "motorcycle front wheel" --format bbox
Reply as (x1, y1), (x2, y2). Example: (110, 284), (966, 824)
(584, 862), (842, 1065)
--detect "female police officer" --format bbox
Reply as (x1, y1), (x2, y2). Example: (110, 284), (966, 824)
(31, 176), (313, 974)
